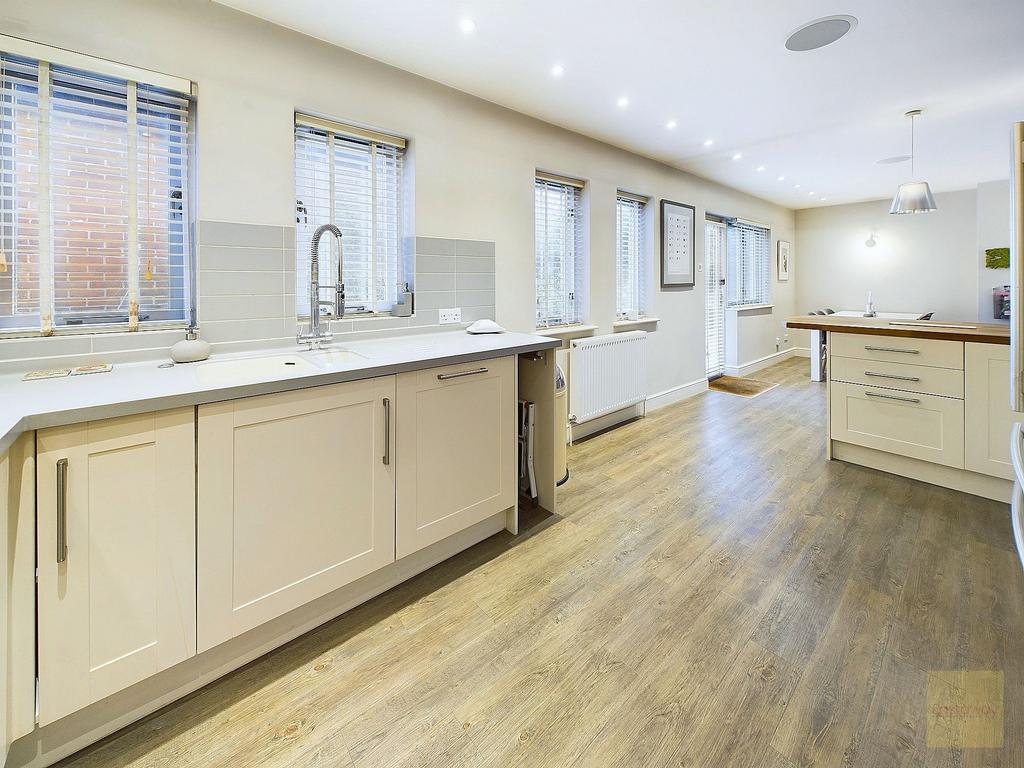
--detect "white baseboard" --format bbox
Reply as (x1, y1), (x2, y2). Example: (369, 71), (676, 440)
(724, 347), (800, 377)
(569, 376), (709, 441)
(791, 347), (811, 358)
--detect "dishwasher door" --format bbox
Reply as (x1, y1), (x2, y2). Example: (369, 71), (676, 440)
(1009, 422), (1024, 571)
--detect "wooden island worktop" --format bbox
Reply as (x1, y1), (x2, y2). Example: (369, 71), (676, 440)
(786, 314), (1009, 345)
(785, 314), (1016, 503)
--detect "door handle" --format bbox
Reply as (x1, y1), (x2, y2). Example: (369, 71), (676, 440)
(382, 397), (391, 466)
(864, 345), (920, 354)
(864, 391), (921, 404)
(437, 367), (488, 381)
(56, 458), (68, 564)
(863, 371), (921, 382)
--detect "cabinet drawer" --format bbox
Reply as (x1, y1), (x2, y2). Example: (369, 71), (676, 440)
(830, 332), (963, 370)
(830, 381), (965, 468)
(830, 356), (964, 399)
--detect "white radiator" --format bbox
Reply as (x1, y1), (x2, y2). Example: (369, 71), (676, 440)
(569, 331), (648, 424)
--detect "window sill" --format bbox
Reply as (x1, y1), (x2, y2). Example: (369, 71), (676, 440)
(536, 324), (598, 341)
(727, 303), (774, 313)
(613, 317), (659, 331)
(0, 321), (188, 341)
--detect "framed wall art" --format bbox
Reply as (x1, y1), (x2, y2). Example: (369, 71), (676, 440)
(660, 199), (695, 288)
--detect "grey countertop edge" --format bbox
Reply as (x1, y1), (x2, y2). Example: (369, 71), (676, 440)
(0, 336), (560, 456)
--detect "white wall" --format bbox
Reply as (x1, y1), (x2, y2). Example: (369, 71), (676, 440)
(977, 179), (1012, 323)
(1, 0), (796, 401)
(795, 189), (982, 323)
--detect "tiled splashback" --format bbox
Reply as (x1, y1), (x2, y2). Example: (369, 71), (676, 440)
(0, 222), (496, 370)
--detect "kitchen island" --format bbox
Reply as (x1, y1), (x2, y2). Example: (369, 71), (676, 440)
(787, 315), (1015, 502)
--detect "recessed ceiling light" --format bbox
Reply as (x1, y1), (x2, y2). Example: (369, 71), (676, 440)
(777, 175), (785, 181)
(703, 138), (714, 146)
(756, 165), (766, 172)
(876, 155), (912, 165)
(617, 96), (629, 109)
(732, 152), (742, 160)
(550, 64), (564, 78)
(794, 184), (801, 189)
(820, 197), (828, 201)
(459, 18), (476, 34)
(809, 191), (816, 196)
(666, 120), (677, 130)
(785, 15), (858, 51)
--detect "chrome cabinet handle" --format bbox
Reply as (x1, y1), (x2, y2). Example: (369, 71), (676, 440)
(864, 345), (920, 354)
(864, 371), (921, 382)
(56, 458), (68, 564)
(382, 397), (391, 466)
(865, 391), (921, 404)
(437, 367), (488, 381)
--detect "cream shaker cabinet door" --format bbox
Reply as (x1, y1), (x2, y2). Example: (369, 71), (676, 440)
(396, 356), (516, 559)
(36, 408), (196, 726)
(965, 342), (1021, 480)
(830, 381), (965, 469)
(197, 377), (396, 652)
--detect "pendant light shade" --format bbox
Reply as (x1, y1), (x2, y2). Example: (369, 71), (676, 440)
(889, 180), (938, 214)
(889, 109), (937, 215)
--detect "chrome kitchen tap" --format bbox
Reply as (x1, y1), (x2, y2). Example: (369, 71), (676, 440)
(297, 223), (344, 349)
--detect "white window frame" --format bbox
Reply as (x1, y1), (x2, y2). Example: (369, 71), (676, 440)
(535, 172), (585, 328)
(615, 192), (649, 320)
(294, 113), (408, 319)
(726, 219), (771, 307)
(0, 36), (196, 338)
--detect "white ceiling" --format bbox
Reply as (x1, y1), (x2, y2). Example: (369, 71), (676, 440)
(216, 0), (1024, 210)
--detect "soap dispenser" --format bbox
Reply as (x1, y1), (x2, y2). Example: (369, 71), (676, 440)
(170, 313), (211, 363)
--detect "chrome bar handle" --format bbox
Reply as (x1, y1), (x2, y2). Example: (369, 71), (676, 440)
(56, 458), (68, 564)
(864, 371), (921, 382)
(864, 345), (920, 354)
(382, 397), (391, 466)
(865, 391), (921, 404)
(437, 367), (488, 381)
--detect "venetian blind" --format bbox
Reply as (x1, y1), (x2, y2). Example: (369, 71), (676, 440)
(535, 176), (584, 327)
(294, 118), (406, 316)
(726, 219), (770, 307)
(615, 194), (646, 319)
(0, 50), (193, 334)
(705, 219), (727, 377)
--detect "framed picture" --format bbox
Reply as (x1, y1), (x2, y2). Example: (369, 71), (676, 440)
(660, 199), (695, 288)
(777, 240), (791, 282)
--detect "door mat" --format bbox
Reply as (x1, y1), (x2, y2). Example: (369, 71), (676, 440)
(708, 375), (779, 398)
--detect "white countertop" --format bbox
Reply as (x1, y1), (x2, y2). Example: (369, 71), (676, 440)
(0, 331), (560, 455)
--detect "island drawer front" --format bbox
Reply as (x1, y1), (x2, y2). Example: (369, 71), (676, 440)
(830, 332), (964, 370)
(830, 356), (964, 399)
(830, 381), (965, 469)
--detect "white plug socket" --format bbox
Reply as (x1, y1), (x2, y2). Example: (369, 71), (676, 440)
(439, 308), (463, 325)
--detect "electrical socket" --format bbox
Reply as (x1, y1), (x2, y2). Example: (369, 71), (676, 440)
(439, 307), (462, 325)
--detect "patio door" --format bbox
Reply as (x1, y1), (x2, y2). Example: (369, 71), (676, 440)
(705, 219), (727, 379)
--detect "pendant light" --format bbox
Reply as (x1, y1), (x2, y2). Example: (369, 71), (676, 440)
(890, 109), (937, 215)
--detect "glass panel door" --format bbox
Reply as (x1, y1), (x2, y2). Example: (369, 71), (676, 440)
(705, 220), (727, 379)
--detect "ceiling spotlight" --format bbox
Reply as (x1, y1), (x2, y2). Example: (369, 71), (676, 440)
(459, 18), (476, 34)
(732, 152), (742, 160)
(820, 196), (828, 201)
(785, 15), (858, 51)
(756, 165), (766, 172)
(703, 138), (714, 146)
(617, 96), (629, 109)
(794, 184), (801, 189)
(809, 191), (816, 196)
(666, 120), (677, 130)
(776, 175), (785, 181)
(550, 64), (564, 78)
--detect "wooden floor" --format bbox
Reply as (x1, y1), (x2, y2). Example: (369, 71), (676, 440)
(59, 357), (1024, 767)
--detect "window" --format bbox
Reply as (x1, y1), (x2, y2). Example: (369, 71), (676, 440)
(615, 193), (648, 319)
(535, 174), (585, 327)
(294, 115), (406, 317)
(726, 219), (770, 306)
(0, 47), (194, 335)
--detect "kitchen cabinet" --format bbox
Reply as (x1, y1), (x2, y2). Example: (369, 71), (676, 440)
(197, 376), (396, 652)
(965, 341), (1021, 480)
(396, 356), (516, 558)
(829, 380), (965, 469)
(36, 409), (196, 726)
